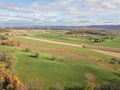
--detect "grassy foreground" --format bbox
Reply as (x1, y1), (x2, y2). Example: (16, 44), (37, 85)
(15, 50), (120, 89)
(0, 36), (117, 89)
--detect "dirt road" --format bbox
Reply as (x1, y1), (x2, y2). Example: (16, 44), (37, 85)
(91, 49), (120, 58)
(20, 36), (83, 48)
(20, 36), (120, 58)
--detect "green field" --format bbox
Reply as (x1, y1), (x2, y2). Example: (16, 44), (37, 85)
(20, 30), (120, 48)
(28, 31), (94, 44)
(15, 50), (120, 89)
(11, 37), (113, 61)
(0, 36), (119, 89)
(99, 37), (120, 48)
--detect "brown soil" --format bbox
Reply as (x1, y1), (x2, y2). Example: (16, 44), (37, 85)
(85, 73), (96, 87)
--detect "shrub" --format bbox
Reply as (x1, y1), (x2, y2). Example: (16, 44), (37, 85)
(117, 59), (120, 64)
(13, 76), (20, 85)
(0, 50), (17, 70)
(16, 42), (21, 47)
(24, 48), (31, 52)
(111, 57), (117, 61)
(1, 40), (17, 46)
(22, 33), (27, 36)
(35, 52), (39, 58)
(0, 35), (8, 40)
(50, 56), (56, 61)
(6, 84), (14, 90)
(4, 32), (9, 36)
(4, 75), (28, 90)
(108, 61), (116, 64)
(0, 52), (5, 61)
(82, 45), (85, 48)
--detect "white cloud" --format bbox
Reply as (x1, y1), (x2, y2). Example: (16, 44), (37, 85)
(0, 3), (33, 13)
(91, 0), (120, 12)
(0, 0), (120, 26)
(85, 0), (100, 6)
(101, 2), (116, 9)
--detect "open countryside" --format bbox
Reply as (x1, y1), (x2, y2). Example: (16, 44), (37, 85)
(0, 28), (120, 90)
(0, 0), (120, 90)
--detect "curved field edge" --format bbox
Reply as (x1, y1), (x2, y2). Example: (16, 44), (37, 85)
(3, 37), (119, 89)
(19, 32), (92, 44)
(16, 49), (120, 89)
(11, 37), (112, 61)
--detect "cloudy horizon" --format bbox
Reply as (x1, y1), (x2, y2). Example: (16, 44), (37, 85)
(0, 0), (120, 27)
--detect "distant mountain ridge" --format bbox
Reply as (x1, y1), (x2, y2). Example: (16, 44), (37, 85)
(1, 25), (120, 30)
(86, 25), (120, 30)
(31, 25), (120, 30)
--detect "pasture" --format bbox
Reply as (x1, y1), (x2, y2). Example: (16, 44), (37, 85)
(99, 37), (120, 48)
(4, 35), (120, 89)
(17, 29), (120, 48)
(0, 29), (120, 90)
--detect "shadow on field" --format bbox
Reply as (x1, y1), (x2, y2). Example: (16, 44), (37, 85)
(101, 78), (120, 84)
(113, 72), (120, 77)
(29, 55), (36, 58)
(42, 56), (51, 60)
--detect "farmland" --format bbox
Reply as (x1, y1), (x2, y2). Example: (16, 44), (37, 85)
(99, 37), (120, 48)
(17, 29), (120, 48)
(0, 28), (120, 90)
(0, 0), (120, 89)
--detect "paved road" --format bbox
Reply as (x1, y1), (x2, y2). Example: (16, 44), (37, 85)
(20, 36), (120, 58)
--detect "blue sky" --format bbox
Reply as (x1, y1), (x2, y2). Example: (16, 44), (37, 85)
(0, 0), (120, 27)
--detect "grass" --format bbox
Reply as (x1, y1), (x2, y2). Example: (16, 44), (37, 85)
(11, 37), (112, 61)
(29, 31), (120, 48)
(16, 29), (120, 48)
(1, 37), (119, 90)
(14, 48), (120, 89)
(30, 32), (93, 44)
(99, 36), (120, 48)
